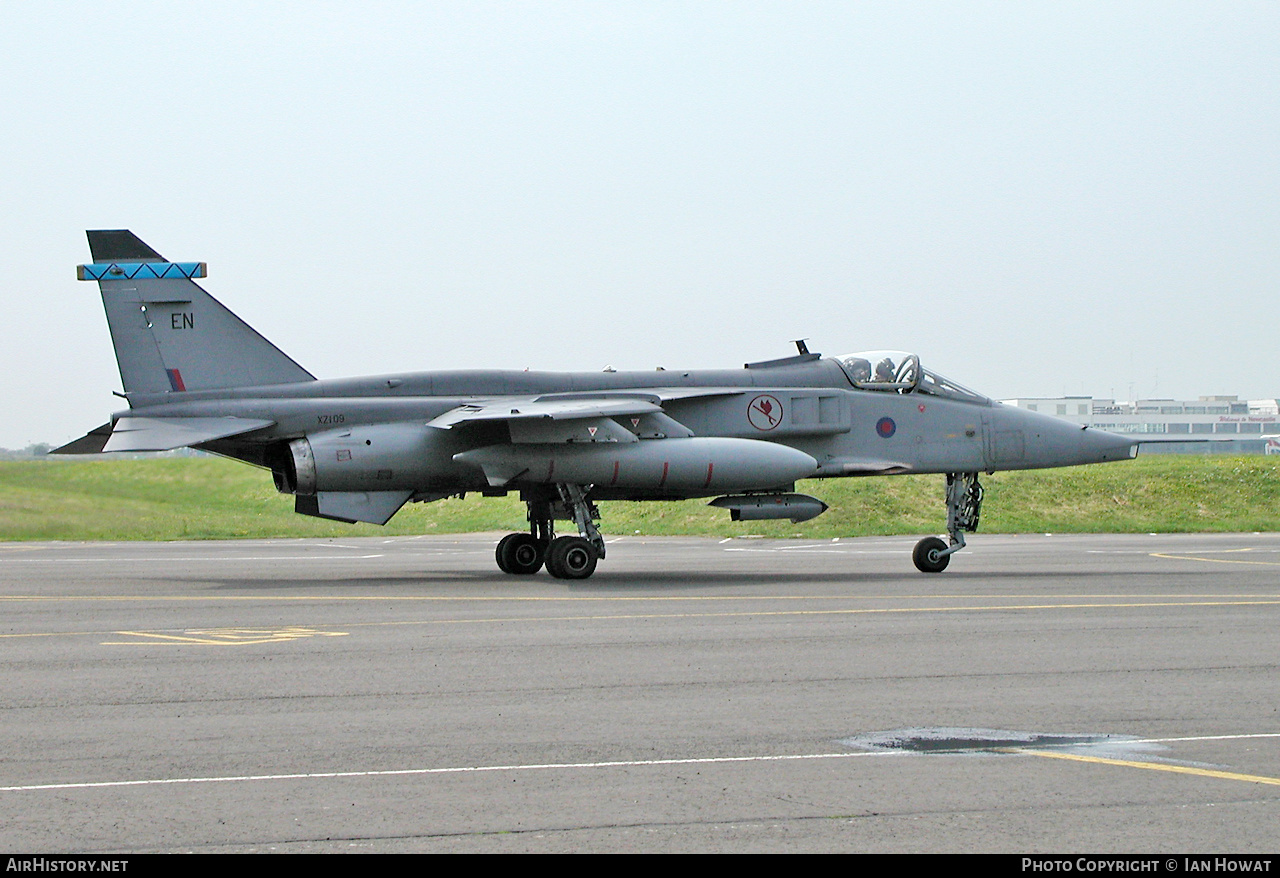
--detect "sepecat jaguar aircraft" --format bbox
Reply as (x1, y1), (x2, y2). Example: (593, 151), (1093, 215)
(56, 230), (1138, 578)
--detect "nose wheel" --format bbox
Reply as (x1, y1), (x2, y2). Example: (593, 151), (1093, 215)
(912, 536), (951, 573)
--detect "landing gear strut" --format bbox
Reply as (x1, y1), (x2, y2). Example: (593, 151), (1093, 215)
(913, 472), (983, 573)
(495, 484), (604, 580)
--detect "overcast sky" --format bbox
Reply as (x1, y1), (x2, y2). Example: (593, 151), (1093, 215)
(2, 2), (1276, 448)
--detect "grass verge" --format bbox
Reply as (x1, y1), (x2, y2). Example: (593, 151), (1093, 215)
(0, 455), (1276, 542)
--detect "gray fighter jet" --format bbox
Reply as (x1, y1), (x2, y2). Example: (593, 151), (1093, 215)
(56, 230), (1138, 577)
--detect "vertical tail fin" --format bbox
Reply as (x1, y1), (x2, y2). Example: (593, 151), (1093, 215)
(81, 230), (314, 396)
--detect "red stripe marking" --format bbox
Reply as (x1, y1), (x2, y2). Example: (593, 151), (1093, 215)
(546, 459), (555, 481)
(658, 461), (669, 487)
(167, 369), (186, 392)
(610, 461), (619, 486)
(703, 462), (714, 488)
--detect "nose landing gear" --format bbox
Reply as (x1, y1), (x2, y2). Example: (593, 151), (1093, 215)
(914, 472), (983, 573)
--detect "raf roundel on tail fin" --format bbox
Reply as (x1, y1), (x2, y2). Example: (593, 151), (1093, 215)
(79, 230), (314, 396)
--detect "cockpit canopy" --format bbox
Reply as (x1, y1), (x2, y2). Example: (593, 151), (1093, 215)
(833, 351), (990, 404)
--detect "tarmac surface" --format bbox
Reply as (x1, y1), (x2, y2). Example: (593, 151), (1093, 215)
(0, 532), (1277, 853)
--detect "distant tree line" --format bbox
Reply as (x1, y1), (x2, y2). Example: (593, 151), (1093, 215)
(0, 443), (52, 460)
(0, 444), (204, 460)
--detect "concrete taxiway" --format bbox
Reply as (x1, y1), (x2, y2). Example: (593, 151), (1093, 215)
(0, 532), (1277, 852)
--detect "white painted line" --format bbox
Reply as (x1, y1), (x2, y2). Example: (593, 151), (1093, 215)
(2, 733), (1275, 794)
(1141, 733), (1280, 744)
(0, 751), (891, 793)
(0, 553), (479, 564)
(723, 548), (903, 556)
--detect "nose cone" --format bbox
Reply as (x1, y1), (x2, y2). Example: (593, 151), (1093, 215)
(989, 405), (1138, 469)
(1072, 424), (1140, 465)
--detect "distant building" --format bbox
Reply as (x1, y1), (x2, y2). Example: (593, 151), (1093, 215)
(1000, 395), (1280, 454)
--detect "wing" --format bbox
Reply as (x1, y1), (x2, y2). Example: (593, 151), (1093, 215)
(430, 391), (732, 489)
(426, 396), (664, 430)
(427, 388), (743, 426)
(426, 390), (731, 445)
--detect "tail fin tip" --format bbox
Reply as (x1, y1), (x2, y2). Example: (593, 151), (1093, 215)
(86, 230), (166, 263)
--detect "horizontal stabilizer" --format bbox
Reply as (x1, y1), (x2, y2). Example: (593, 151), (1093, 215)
(51, 423), (114, 455)
(101, 416), (275, 452)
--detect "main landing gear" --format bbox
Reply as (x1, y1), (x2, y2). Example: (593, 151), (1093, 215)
(495, 484), (605, 580)
(913, 472), (983, 573)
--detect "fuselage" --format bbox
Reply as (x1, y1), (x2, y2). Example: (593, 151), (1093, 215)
(113, 355), (1136, 501)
